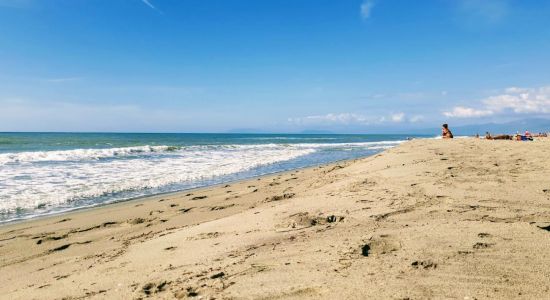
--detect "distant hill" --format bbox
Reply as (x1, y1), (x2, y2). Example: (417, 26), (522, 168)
(224, 128), (271, 134)
(225, 118), (550, 136)
(450, 118), (550, 136)
(299, 130), (334, 134)
(383, 118), (550, 136)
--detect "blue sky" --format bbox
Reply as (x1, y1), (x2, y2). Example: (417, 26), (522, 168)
(1, 0), (549, 133)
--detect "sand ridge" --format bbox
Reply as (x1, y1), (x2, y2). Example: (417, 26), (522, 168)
(1, 138), (550, 299)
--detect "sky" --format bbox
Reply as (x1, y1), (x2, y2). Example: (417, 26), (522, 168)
(0, 0), (549, 133)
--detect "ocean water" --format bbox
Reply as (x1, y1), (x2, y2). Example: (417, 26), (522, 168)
(0, 133), (426, 223)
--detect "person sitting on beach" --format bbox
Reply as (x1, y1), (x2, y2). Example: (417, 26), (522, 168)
(442, 124), (453, 139)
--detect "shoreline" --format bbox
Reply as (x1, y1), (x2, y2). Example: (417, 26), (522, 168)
(2, 138), (550, 299)
(0, 155), (368, 227)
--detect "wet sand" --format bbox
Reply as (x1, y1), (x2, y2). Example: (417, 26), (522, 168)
(1, 138), (550, 299)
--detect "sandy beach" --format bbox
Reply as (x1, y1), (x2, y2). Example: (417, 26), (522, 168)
(1, 138), (550, 299)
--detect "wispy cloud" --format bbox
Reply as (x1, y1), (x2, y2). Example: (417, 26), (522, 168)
(289, 113), (371, 125)
(141, 0), (161, 13)
(409, 115), (424, 123)
(0, 98), (188, 132)
(443, 85), (550, 118)
(455, 0), (510, 26)
(289, 111), (416, 126)
(360, 0), (375, 20)
(43, 77), (82, 83)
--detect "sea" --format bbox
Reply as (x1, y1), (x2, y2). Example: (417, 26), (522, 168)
(0, 132), (429, 223)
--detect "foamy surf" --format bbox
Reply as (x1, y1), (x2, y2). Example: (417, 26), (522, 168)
(0, 134), (415, 223)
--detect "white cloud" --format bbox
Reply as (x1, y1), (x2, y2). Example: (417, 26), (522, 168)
(390, 112), (405, 122)
(360, 0), (375, 19)
(443, 106), (493, 118)
(443, 85), (550, 118)
(409, 115), (424, 123)
(289, 112), (414, 126)
(484, 86), (550, 113)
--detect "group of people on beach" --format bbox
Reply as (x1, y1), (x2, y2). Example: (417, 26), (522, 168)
(484, 132), (531, 141)
(441, 124), (547, 141)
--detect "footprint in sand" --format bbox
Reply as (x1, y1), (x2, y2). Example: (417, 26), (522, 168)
(411, 260), (437, 269)
(473, 242), (494, 249)
(265, 193), (295, 202)
(179, 207), (193, 213)
(187, 232), (224, 240)
(276, 212), (344, 232)
(174, 287), (199, 298)
(323, 165), (344, 174)
(210, 272), (225, 279)
(48, 240), (92, 253)
(360, 235), (401, 257)
(36, 234), (68, 245)
(142, 281), (168, 296)
(210, 204), (235, 211)
(128, 218), (146, 225)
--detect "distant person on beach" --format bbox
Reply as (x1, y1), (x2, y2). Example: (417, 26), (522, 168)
(442, 124), (453, 139)
(485, 132), (512, 140)
(514, 131), (533, 141)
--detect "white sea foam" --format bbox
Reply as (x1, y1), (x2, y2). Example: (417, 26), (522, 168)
(0, 141), (404, 219)
(0, 145), (180, 165)
(0, 141), (403, 165)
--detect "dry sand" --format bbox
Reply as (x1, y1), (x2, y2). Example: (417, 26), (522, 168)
(1, 138), (550, 299)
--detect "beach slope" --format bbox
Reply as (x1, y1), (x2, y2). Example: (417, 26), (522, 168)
(1, 138), (550, 299)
